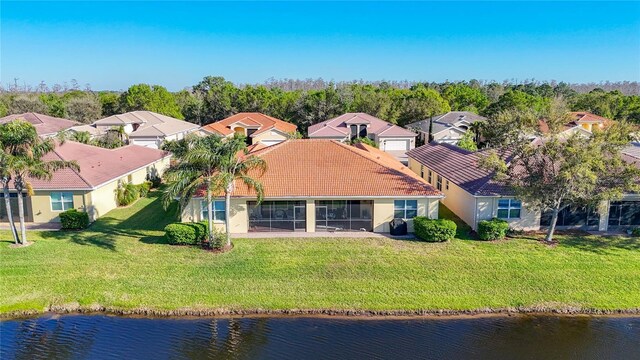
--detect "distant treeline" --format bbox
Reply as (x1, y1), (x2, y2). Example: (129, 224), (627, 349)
(1, 77), (639, 133)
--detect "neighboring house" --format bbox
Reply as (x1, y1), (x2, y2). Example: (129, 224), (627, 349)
(405, 111), (486, 145)
(200, 112), (297, 146)
(0, 141), (171, 224)
(181, 139), (442, 234)
(537, 111), (613, 139)
(407, 142), (640, 232)
(0, 112), (80, 138)
(307, 113), (417, 162)
(89, 111), (200, 149)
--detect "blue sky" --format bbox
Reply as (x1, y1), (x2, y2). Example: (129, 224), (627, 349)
(1, 1), (639, 91)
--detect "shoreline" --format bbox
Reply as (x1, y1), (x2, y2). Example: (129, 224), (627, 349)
(3, 305), (640, 321)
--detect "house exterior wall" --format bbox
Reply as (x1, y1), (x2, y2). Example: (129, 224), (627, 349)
(182, 197), (439, 234)
(475, 197), (540, 231)
(30, 190), (88, 223)
(432, 129), (465, 144)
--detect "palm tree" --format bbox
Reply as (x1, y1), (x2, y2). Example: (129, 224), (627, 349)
(468, 121), (484, 145)
(209, 136), (266, 247)
(1, 120), (79, 245)
(163, 134), (266, 249)
(0, 147), (20, 244)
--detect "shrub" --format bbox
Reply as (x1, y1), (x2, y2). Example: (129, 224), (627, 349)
(631, 227), (640, 237)
(477, 218), (510, 241)
(164, 223), (199, 245)
(59, 209), (90, 230)
(137, 181), (152, 197)
(198, 221), (225, 249)
(147, 175), (162, 188)
(116, 182), (140, 206)
(414, 217), (457, 242)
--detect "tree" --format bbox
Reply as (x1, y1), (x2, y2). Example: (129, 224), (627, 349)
(482, 90), (549, 118)
(98, 92), (120, 116)
(39, 94), (66, 117)
(192, 76), (238, 124)
(0, 120), (79, 244)
(119, 84), (183, 119)
(9, 95), (48, 114)
(0, 143), (20, 244)
(481, 101), (640, 242)
(457, 131), (478, 151)
(398, 86), (450, 126)
(65, 95), (102, 123)
(163, 134), (266, 249)
(442, 83), (490, 113)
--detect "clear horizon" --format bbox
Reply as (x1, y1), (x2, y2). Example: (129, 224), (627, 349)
(1, 1), (639, 91)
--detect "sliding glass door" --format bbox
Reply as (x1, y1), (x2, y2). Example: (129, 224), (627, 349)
(248, 201), (306, 232)
(315, 200), (373, 232)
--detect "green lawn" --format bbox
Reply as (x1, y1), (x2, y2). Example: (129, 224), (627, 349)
(1, 191), (639, 316)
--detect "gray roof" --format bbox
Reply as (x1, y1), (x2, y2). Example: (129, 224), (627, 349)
(94, 111), (199, 137)
(406, 111), (487, 135)
(406, 143), (512, 196)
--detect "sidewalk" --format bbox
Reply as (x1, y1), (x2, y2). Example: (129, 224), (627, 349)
(0, 222), (62, 231)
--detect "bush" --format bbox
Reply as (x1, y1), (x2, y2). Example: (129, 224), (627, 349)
(137, 181), (152, 197)
(631, 227), (640, 237)
(147, 175), (162, 188)
(116, 182), (140, 206)
(477, 218), (510, 241)
(414, 217), (457, 242)
(198, 221), (225, 249)
(59, 209), (90, 230)
(164, 223), (200, 245)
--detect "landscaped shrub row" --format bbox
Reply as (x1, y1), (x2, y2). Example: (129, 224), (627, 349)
(116, 181), (154, 206)
(59, 209), (90, 230)
(164, 221), (226, 248)
(477, 218), (510, 240)
(414, 217), (457, 242)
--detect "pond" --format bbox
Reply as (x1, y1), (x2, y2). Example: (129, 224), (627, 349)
(1, 315), (639, 359)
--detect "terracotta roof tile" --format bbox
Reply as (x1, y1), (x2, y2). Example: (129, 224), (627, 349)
(199, 139), (441, 198)
(0, 113), (80, 136)
(201, 113), (296, 137)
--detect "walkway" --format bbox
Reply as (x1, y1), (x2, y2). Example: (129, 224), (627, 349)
(0, 222), (62, 231)
(232, 231), (416, 240)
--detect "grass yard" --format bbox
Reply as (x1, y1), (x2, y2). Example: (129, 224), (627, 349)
(1, 190), (639, 316)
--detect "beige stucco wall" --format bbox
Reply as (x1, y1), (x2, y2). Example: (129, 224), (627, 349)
(182, 197), (439, 234)
(30, 190), (89, 223)
(252, 130), (288, 144)
(476, 197), (540, 231)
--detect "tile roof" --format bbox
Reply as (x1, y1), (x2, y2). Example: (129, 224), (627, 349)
(308, 113), (416, 138)
(200, 139), (441, 198)
(0, 113), (80, 136)
(538, 112), (613, 135)
(407, 143), (512, 196)
(94, 111), (199, 137)
(200, 113), (297, 137)
(19, 141), (170, 190)
(405, 111), (486, 135)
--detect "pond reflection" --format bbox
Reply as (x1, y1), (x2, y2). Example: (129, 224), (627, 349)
(1, 315), (638, 359)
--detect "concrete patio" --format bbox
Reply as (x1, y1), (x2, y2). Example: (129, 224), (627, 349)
(232, 231), (416, 240)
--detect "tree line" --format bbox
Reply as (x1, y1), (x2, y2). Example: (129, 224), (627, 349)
(1, 77), (639, 133)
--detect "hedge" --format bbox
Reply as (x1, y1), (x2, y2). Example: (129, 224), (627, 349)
(414, 217), (457, 242)
(477, 218), (510, 241)
(164, 223), (199, 245)
(137, 181), (153, 198)
(59, 209), (90, 230)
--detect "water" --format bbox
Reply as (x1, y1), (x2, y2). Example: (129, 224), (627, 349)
(1, 315), (638, 359)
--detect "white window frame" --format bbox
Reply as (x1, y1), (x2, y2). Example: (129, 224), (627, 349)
(428, 171), (432, 184)
(50, 192), (74, 212)
(394, 200), (418, 220)
(436, 175), (443, 191)
(420, 165), (425, 179)
(497, 199), (522, 219)
(445, 180), (449, 190)
(201, 200), (226, 222)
